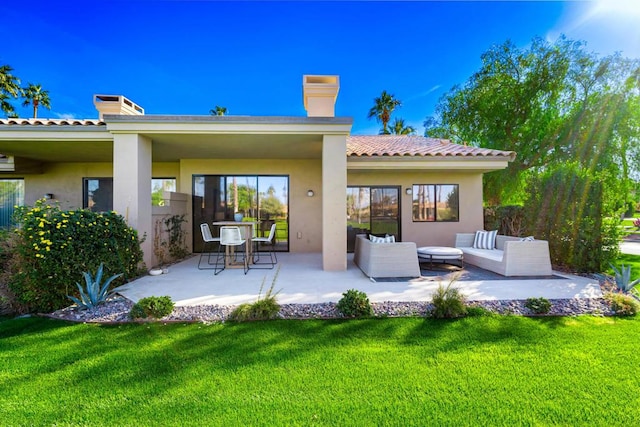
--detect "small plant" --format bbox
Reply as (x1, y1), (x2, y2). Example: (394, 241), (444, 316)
(604, 292), (639, 316)
(465, 305), (494, 317)
(129, 296), (175, 320)
(634, 217), (640, 229)
(229, 268), (281, 322)
(525, 297), (552, 314)
(609, 263), (640, 293)
(336, 289), (373, 318)
(67, 263), (122, 310)
(430, 276), (467, 319)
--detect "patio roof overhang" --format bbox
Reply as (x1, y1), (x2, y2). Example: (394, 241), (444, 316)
(347, 156), (513, 173)
(0, 115), (354, 165)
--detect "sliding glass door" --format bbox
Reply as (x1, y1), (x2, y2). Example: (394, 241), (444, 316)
(347, 186), (400, 252)
(193, 175), (289, 252)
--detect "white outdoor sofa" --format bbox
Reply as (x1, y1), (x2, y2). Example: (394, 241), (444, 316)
(454, 233), (552, 276)
(353, 234), (421, 278)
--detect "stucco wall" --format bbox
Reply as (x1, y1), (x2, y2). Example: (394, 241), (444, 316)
(347, 170), (484, 247)
(179, 159), (322, 253)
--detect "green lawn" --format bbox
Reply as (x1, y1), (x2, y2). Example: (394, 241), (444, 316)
(2, 316), (640, 425)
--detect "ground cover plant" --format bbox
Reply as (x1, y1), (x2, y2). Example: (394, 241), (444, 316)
(1, 316), (639, 425)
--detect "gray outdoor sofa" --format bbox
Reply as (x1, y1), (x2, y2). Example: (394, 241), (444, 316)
(454, 233), (552, 276)
(353, 234), (421, 278)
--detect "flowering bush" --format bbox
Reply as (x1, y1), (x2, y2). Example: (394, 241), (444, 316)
(634, 218), (640, 229)
(8, 199), (144, 313)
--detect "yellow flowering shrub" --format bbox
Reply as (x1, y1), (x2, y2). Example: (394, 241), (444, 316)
(8, 199), (144, 313)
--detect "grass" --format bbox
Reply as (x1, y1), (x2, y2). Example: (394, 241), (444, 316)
(1, 316), (640, 425)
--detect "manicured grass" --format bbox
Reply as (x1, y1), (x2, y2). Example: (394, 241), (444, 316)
(1, 316), (639, 425)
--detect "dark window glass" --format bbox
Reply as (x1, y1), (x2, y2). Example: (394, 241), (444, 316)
(412, 184), (459, 222)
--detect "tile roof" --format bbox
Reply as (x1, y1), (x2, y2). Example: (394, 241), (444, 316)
(347, 135), (515, 160)
(0, 118), (105, 126)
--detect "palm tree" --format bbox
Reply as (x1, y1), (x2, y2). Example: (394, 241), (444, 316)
(367, 90), (401, 134)
(210, 105), (227, 116)
(390, 118), (416, 135)
(0, 64), (21, 117)
(22, 83), (51, 118)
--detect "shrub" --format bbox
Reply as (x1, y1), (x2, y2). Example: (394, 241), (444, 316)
(8, 200), (144, 313)
(430, 280), (467, 319)
(524, 297), (552, 314)
(524, 163), (622, 273)
(129, 296), (175, 320)
(229, 270), (281, 321)
(604, 293), (639, 316)
(336, 289), (373, 318)
(68, 263), (122, 310)
(484, 205), (525, 236)
(465, 305), (494, 317)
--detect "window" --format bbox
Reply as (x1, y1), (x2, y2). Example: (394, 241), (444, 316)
(83, 177), (178, 211)
(0, 179), (24, 228)
(412, 184), (459, 222)
(152, 178), (177, 206)
(83, 178), (113, 212)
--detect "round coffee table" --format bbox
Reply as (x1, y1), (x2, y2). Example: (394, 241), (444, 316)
(417, 246), (464, 269)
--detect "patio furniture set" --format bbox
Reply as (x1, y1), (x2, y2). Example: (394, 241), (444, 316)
(353, 231), (552, 278)
(198, 221), (278, 274)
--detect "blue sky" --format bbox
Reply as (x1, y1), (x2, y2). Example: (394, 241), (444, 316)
(3, 1), (639, 134)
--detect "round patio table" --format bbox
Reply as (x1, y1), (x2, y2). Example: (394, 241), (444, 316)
(417, 246), (464, 269)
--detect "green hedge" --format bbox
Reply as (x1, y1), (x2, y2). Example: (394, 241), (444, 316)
(524, 164), (621, 272)
(8, 200), (143, 313)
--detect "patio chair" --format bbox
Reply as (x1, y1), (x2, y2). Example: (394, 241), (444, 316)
(250, 222), (278, 269)
(198, 223), (221, 270)
(214, 226), (248, 275)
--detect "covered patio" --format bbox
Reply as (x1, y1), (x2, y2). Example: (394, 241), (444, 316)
(115, 253), (603, 307)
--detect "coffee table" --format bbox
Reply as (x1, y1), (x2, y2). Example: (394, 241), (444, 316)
(417, 246), (464, 269)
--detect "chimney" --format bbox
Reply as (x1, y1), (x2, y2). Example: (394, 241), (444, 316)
(302, 75), (339, 117)
(93, 95), (144, 120)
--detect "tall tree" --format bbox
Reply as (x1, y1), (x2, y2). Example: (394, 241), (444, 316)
(21, 83), (51, 118)
(390, 118), (416, 135)
(367, 90), (401, 134)
(210, 106), (227, 116)
(0, 64), (21, 117)
(424, 36), (640, 204)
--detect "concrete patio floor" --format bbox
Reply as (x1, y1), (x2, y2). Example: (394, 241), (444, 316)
(115, 253), (603, 307)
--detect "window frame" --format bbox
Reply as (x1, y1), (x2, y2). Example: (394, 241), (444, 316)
(411, 183), (459, 222)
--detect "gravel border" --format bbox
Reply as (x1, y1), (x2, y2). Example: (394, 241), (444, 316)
(45, 294), (616, 324)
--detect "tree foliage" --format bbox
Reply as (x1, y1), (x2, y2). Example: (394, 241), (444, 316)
(424, 36), (640, 205)
(0, 64), (21, 117)
(21, 83), (51, 118)
(367, 90), (402, 134)
(389, 118), (416, 135)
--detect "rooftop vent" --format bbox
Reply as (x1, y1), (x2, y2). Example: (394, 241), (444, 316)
(93, 95), (144, 120)
(302, 75), (339, 117)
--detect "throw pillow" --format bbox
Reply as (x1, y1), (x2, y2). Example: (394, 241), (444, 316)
(520, 236), (535, 242)
(473, 230), (497, 249)
(384, 234), (396, 243)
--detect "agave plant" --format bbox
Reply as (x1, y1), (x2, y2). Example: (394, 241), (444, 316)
(610, 263), (640, 293)
(68, 263), (123, 309)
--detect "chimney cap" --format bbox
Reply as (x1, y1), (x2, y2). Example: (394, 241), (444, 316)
(93, 94), (144, 119)
(302, 75), (340, 117)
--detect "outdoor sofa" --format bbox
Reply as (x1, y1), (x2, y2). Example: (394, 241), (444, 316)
(353, 234), (421, 278)
(454, 233), (552, 277)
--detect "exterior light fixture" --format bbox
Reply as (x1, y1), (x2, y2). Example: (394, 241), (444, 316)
(44, 193), (54, 200)
(405, 188), (412, 196)
(307, 190), (315, 197)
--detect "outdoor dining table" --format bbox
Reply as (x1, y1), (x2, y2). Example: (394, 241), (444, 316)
(212, 221), (256, 269)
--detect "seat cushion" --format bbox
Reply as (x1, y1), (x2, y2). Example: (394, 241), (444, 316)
(460, 247), (504, 262)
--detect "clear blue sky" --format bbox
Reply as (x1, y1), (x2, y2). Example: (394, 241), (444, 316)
(3, 1), (639, 134)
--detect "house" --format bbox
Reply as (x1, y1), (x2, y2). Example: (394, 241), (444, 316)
(0, 75), (515, 271)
